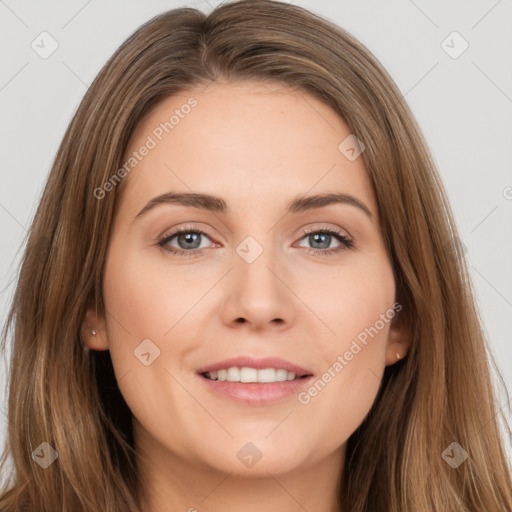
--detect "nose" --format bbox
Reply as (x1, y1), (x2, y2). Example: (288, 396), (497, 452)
(220, 239), (296, 332)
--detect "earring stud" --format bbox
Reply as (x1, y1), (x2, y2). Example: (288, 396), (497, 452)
(396, 352), (401, 360)
(91, 329), (98, 336)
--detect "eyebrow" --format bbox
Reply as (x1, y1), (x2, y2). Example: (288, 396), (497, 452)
(133, 191), (373, 221)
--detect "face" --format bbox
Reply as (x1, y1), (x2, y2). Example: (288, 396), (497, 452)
(83, 80), (409, 478)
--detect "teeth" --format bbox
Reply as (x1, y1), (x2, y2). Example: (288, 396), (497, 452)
(205, 367), (301, 383)
(226, 367), (239, 381)
(240, 367), (258, 382)
(276, 369), (288, 381)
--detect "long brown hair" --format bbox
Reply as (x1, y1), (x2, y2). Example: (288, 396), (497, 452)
(1, 1), (511, 510)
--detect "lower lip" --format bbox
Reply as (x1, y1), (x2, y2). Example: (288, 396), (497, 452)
(198, 374), (314, 405)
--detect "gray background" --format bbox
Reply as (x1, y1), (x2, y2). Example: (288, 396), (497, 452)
(1, 0), (511, 475)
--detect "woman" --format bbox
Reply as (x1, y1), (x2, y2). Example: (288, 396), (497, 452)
(1, 1), (511, 510)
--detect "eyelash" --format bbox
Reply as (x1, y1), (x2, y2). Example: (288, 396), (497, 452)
(157, 224), (354, 258)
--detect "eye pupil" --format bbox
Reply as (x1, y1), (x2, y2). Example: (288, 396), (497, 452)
(310, 233), (331, 249)
(178, 232), (202, 249)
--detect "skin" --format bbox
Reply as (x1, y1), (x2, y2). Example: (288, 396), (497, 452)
(82, 80), (411, 512)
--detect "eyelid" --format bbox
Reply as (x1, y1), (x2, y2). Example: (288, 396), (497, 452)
(301, 223), (351, 239)
(158, 223), (219, 242)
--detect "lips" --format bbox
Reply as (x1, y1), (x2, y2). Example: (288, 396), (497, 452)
(196, 356), (313, 378)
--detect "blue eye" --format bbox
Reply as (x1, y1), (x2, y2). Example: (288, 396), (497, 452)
(297, 227), (353, 256)
(157, 226), (212, 258)
(157, 225), (353, 258)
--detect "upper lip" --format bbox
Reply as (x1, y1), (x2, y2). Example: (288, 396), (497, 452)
(196, 356), (313, 377)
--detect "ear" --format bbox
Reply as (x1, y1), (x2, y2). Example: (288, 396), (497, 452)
(384, 305), (411, 366)
(81, 300), (109, 351)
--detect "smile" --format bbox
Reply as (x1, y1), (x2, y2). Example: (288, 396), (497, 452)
(203, 366), (309, 383)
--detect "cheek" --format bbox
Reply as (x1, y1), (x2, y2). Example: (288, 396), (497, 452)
(100, 247), (202, 436)
(295, 259), (395, 432)
(102, 245), (206, 346)
(303, 256), (396, 351)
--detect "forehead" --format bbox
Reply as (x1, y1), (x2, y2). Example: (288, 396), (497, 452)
(118, 80), (377, 219)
